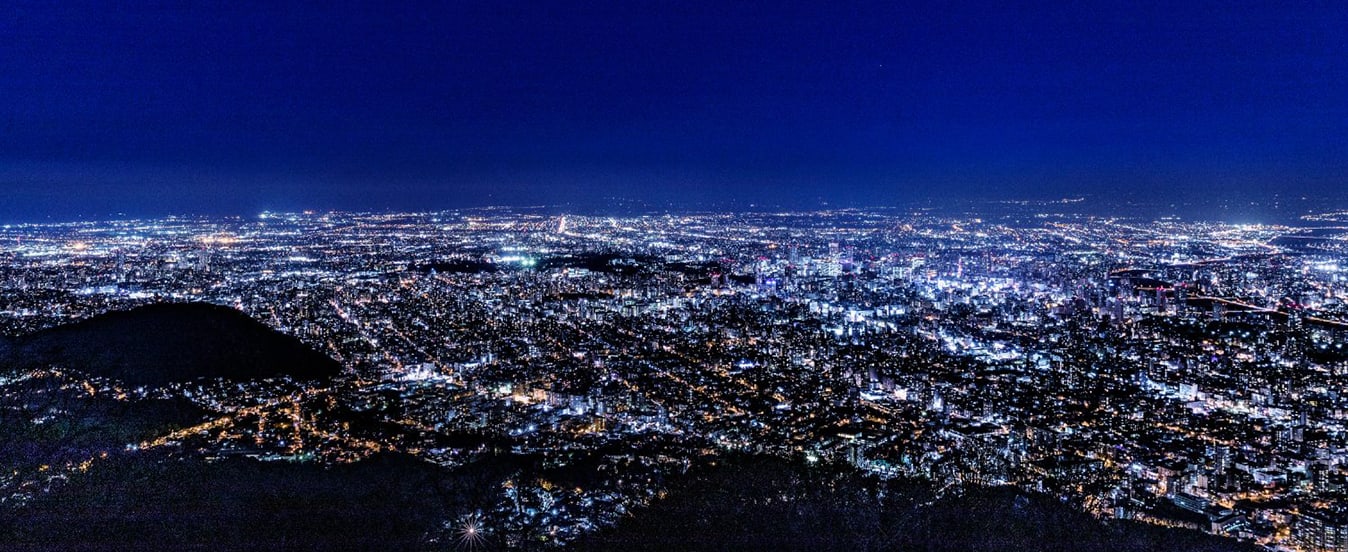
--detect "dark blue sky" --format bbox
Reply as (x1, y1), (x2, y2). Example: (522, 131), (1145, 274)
(2, 1), (1346, 221)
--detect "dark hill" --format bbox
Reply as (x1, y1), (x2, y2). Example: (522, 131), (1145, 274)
(2, 302), (341, 386)
(580, 455), (1257, 552)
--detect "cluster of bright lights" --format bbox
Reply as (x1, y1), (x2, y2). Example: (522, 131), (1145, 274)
(496, 255), (537, 267)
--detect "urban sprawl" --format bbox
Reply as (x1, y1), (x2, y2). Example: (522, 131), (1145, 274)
(3, 206), (1348, 550)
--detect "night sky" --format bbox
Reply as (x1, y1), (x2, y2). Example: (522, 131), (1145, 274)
(3, 1), (1346, 221)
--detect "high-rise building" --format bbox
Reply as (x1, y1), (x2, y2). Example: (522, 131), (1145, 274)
(1297, 509), (1348, 552)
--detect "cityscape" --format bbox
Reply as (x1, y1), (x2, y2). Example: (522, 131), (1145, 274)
(2, 203), (1347, 549)
(6, 1), (1348, 550)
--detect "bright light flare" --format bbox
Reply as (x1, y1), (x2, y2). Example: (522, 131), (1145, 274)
(455, 514), (489, 550)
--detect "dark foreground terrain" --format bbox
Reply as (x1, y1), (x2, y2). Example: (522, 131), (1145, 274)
(581, 456), (1258, 552)
(0, 454), (1256, 552)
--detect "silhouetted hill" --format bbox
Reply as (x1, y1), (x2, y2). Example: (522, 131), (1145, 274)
(2, 303), (341, 386)
(580, 456), (1258, 552)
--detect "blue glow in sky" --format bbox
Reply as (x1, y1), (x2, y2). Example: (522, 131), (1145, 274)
(2, 1), (1346, 221)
